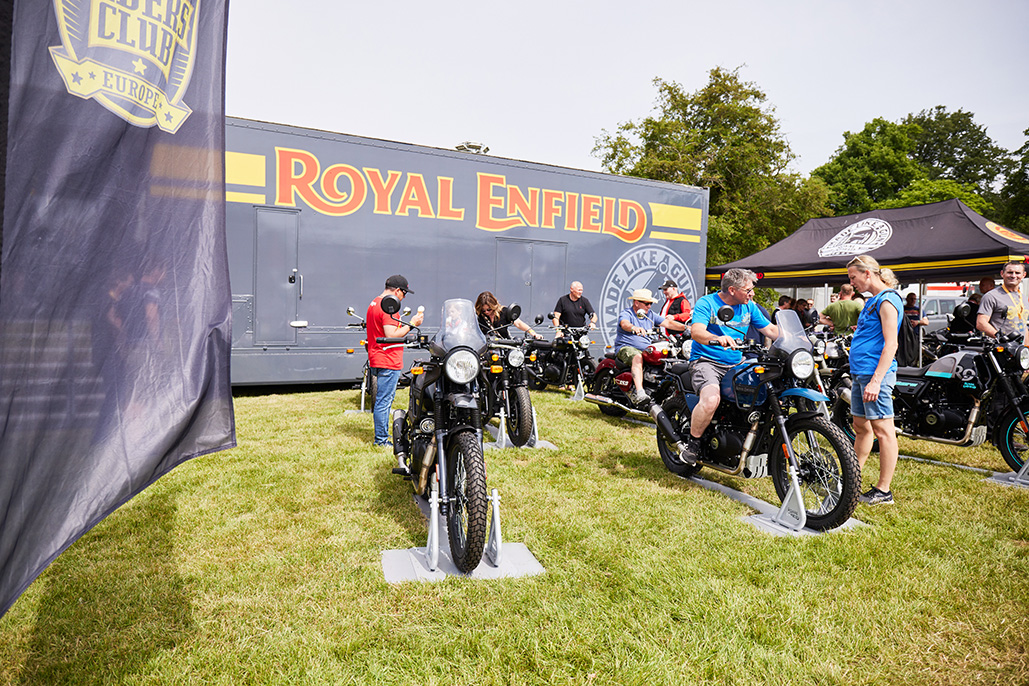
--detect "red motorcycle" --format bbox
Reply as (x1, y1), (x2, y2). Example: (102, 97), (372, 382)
(584, 332), (686, 418)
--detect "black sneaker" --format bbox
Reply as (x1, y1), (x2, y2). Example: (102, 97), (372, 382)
(858, 486), (894, 505)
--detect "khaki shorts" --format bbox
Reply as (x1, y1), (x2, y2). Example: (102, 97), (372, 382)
(689, 360), (734, 393)
(616, 346), (642, 365)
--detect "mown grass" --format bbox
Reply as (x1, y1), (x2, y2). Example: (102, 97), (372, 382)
(1, 388), (1027, 685)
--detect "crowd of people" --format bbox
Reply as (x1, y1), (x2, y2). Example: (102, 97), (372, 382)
(363, 258), (1029, 509)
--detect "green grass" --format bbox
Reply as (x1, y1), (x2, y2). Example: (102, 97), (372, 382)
(1, 388), (1027, 685)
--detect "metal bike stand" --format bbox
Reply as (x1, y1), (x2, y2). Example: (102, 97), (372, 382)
(426, 474), (440, 571)
(754, 468), (808, 533)
(569, 375), (586, 401)
(485, 488), (503, 567)
(989, 458), (1029, 489)
(490, 408), (515, 449)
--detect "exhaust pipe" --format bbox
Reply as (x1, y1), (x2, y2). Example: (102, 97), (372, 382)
(583, 392), (649, 417)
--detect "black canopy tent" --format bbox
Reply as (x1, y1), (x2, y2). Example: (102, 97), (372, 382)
(706, 199), (1029, 288)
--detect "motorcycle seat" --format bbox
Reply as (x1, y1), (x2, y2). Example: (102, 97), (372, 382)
(668, 362), (691, 375)
(896, 364), (931, 377)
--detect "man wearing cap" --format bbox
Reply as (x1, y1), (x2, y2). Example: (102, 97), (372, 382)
(614, 288), (685, 405)
(551, 281), (597, 337)
(366, 275), (424, 447)
(682, 268), (779, 463)
(658, 279), (692, 337)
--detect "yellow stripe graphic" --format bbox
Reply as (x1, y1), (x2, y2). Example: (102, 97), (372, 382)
(649, 203), (702, 230)
(650, 231), (700, 243)
(225, 152), (266, 187)
(226, 191), (267, 204)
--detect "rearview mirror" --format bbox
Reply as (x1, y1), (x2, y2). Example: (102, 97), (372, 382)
(717, 305), (734, 322)
(381, 294), (401, 315)
(346, 306), (356, 317)
(535, 314), (545, 325)
(508, 303), (522, 320)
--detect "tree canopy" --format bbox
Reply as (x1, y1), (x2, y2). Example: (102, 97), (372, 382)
(904, 106), (1009, 196)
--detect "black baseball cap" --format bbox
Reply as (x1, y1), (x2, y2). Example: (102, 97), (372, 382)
(660, 279), (677, 289)
(385, 274), (413, 293)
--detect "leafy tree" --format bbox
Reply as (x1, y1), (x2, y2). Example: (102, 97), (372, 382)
(998, 128), (1029, 231)
(873, 178), (993, 216)
(904, 106), (1009, 195)
(593, 67), (829, 264)
(812, 118), (927, 216)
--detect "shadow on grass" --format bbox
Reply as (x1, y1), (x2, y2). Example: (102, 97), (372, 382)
(369, 454), (431, 545)
(17, 489), (193, 683)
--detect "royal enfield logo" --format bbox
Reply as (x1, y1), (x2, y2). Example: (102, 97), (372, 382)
(599, 244), (696, 346)
(817, 218), (893, 257)
(985, 221), (1029, 244)
(49, 0), (200, 133)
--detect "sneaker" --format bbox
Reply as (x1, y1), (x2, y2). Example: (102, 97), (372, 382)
(629, 388), (651, 405)
(678, 436), (700, 466)
(858, 486), (894, 505)
(374, 440), (393, 448)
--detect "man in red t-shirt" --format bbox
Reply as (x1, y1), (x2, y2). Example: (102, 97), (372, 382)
(367, 274), (424, 446)
(659, 279), (692, 337)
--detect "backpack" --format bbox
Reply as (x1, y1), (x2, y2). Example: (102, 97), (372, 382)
(882, 290), (920, 366)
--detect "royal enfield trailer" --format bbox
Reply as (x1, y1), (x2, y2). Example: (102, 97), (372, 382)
(224, 117), (709, 385)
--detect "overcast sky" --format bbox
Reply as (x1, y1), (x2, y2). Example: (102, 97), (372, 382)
(225, 0), (1028, 178)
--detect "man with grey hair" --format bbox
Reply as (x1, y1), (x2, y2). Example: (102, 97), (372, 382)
(552, 281), (597, 337)
(678, 268), (779, 464)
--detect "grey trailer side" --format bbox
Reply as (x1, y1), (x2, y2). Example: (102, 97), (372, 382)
(224, 117), (709, 385)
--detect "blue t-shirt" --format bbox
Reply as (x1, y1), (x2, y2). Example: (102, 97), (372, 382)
(690, 292), (771, 365)
(614, 307), (663, 350)
(850, 290), (903, 377)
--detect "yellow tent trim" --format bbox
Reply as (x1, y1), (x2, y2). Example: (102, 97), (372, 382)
(705, 254), (1025, 282)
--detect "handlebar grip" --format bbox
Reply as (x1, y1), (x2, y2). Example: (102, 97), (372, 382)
(489, 338), (521, 346)
(530, 340), (554, 350)
(376, 337), (408, 344)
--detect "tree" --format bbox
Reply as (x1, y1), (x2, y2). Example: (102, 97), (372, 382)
(593, 67), (829, 264)
(904, 106), (1009, 195)
(998, 129), (1029, 231)
(873, 178), (993, 216)
(812, 118), (927, 216)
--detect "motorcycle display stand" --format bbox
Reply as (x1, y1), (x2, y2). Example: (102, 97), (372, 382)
(381, 475), (546, 582)
(343, 371), (373, 415)
(568, 375), (586, 402)
(686, 475), (867, 537)
(484, 407), (558, 450)
(986, 459), (1029, 490)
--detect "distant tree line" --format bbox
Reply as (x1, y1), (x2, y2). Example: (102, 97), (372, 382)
(594, 67), (1029, 266)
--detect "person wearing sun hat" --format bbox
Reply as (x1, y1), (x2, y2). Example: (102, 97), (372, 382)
(613, 287), (685, 405)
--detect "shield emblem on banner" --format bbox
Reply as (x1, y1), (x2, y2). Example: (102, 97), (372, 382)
(48, 0), (200, 133)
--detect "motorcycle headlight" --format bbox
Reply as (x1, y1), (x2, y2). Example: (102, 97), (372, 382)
(578, 334), (591, 349)
(507, 348), (525, 367)
(1018, 345), (1029, 370)
(812, 339), (826, 356)
(825, 341), (839, 358)
(445, 349), (480, 384)
(789, 350), (816, 379)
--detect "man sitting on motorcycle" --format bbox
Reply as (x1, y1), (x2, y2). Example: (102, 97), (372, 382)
(683, 268), (779, 462)
(614, 288), (686, 405)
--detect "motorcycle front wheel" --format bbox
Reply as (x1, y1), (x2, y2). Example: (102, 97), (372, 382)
(445, 430), (489, 573)
(655, 396), (702, 478)
(505, 386), (534, 447)
(994, 409), (1028, 472)
(771, 416), (860, 531)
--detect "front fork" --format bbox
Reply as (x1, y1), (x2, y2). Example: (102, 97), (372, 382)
(991, 353), (1029, 433)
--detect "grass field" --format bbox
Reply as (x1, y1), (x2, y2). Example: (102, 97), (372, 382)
(1, 387), (1027, 685)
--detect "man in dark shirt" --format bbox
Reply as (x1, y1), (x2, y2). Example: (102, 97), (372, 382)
(552, 281), (597, 336)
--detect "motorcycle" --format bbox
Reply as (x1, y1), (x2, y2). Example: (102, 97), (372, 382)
(383, 297), (491, 573)
(526, 319), (597, 392)
(829, 327), (1029, 473)
(584, 331), (686, 418)
(478, 304), (536, 447)
(651, 308), (860, 531)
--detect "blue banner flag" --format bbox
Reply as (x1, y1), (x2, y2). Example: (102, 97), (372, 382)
(0, 0), (235, 617)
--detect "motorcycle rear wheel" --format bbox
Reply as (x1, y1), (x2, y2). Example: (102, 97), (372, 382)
(771, 416), (860, 531)
(994, 409), (1028, 472)
(594, 369), (627, 417)
(363, 366), (379, 408)
(445, 431), (489, 573)
(655, 396), (702, 477)
(505, 386), (534, 447)
(831, 397), (879, 453)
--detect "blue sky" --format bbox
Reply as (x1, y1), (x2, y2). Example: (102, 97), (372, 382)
(226, 0), (1028, 177)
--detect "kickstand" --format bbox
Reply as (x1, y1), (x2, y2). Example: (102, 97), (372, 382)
(771, 468), (808, 532)
(493, 408), (514, 449)
(485, 488), (503, 567)
(526, 406), (540, 448)
(1011, 457), (1029, 486)
(426, 474), (440, 571)
(569, 375), (586, 401)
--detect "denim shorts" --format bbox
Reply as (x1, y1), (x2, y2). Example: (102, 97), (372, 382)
(851, 370), (896, 420)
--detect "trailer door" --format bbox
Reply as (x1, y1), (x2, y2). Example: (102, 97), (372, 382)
(495, 239), (567, 320)
(254, 207), (300, 345)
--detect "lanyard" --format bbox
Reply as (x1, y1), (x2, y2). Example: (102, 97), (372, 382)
(1002, 285), (1026, 324)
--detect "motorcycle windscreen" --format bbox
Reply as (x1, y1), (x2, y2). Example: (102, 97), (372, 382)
(436, 299), (488, 351)
(769, 309), (813, 356)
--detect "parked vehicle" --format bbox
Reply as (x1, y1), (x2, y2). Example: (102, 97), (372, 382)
(526, 321), (596, 392)
(652, 309), (860, 531)
(478, 305), (535, 447)
(384, 297), (491, 573)
(584, 332), (686, 418)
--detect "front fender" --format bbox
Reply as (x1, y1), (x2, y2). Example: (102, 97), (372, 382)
(781, 387), (830, 403)
(785, 410), (826, 428)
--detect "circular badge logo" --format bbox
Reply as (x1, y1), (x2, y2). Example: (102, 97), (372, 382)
(599, 244), (696, 347)
(985, 221), (1029, 245)
(817, 218), (893, 257)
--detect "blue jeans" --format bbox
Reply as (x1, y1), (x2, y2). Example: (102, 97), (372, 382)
(371, 367), (401, 444)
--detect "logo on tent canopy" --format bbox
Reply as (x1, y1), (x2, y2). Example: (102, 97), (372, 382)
(985, 221), (1029, 245)
(817, 218), (893, 257)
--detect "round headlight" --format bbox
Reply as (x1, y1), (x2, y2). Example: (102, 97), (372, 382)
(825, 341), (839, 358)
(1018, 346), (1029, 370)
(507, 348), (525, 367)
(789, 350), (816, 379)
(445, 349), (480, 384)
(813, 339), (826, 355)
(578, 334), (591, 349)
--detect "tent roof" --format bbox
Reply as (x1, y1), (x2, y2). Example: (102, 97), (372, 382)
(706, 199), (1029, 288)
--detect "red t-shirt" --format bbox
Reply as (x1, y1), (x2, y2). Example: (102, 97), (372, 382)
(366, 296), (404, 369)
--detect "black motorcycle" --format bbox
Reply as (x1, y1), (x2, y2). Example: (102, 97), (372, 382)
(651, 308), (860, 531)
(829, 328), (1029, 473)
(478, 304), (535, 447)
(383, 297), (491, 573)
(526, 320), (596, 392)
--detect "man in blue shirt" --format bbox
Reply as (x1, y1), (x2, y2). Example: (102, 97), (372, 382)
(613, 288), (685, 405)
(683, 269), (779, 461)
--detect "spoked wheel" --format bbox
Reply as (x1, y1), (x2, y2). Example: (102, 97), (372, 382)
(655, 396), (702, 477)
(994, 409), (1029, 472)
(505, 386), (534, 447)
(594, 369), (627, 417)
(445, 431), (489, 573)
(771, 417), (860, 531)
